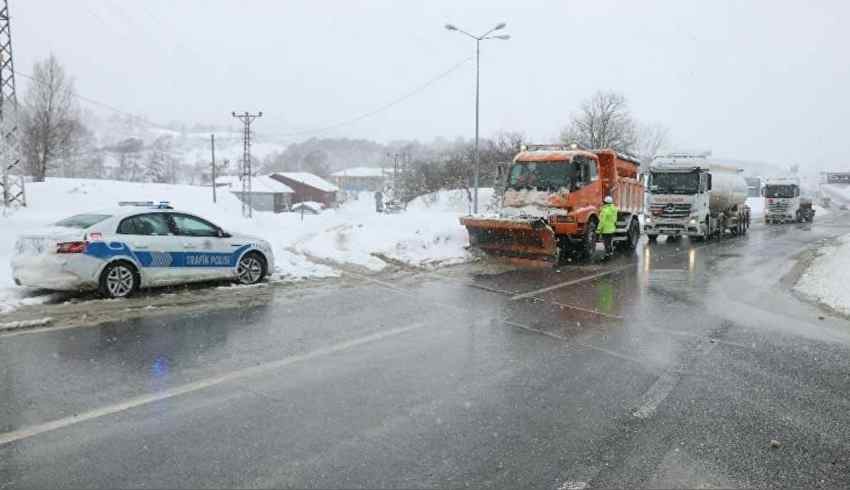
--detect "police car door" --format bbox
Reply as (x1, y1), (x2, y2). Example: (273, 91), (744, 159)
(169, 213), (234, 280)
(115, 212), (183, 286)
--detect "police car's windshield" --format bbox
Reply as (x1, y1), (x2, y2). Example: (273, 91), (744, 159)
(54, 214), (112, 229)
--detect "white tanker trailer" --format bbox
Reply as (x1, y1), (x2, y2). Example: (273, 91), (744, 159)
(644, 153), (751, 241)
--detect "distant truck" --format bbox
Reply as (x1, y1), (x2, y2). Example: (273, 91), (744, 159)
(645, 153), (750, 241)
(460, 145), (644, 265)
(763, 177), (813, 223)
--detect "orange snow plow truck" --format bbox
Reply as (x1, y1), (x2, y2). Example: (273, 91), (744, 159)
(460, 145), (644, 265)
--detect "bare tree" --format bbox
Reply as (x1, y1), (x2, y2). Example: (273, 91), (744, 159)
(635, 122), (670, 165)
(560, 91), (638, 154)
(112, 137), (145, 182)
(19, 54), (81, 181)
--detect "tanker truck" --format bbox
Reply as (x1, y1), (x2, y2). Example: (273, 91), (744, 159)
(459, 145), (644, 265)
(763, 177), (812, 223)
(644, 153), (750, 241)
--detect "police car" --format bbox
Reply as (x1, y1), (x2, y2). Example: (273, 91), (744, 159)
(11, 202), (275, 298)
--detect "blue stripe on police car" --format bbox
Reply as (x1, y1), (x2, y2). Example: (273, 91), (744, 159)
(85, 242), (252, 268)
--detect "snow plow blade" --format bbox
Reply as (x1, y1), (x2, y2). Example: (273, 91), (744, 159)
(460, 216), (558, 265)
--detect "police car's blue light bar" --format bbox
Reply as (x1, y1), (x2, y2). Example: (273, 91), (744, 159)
(118, 201), (174, 209)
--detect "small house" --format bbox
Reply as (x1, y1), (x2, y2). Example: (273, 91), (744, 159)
(216, 175), (294, 213)
(271, 172), (339, 208)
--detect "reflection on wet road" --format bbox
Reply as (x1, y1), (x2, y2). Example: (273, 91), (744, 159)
(2, 213), (850, 488)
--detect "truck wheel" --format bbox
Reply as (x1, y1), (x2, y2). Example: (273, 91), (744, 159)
(703, 217), (712, 241)
(556, 236), (573, 264)
(576, 218), (598, 262)
(618, 218), (640, 252)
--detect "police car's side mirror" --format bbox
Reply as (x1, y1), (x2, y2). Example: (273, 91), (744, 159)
(217, 229), (231, 238)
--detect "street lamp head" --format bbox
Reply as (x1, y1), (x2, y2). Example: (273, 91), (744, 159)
(444, 24), (458, 31)
(494, 22), (507, 30)
(493, 34), (511, 40)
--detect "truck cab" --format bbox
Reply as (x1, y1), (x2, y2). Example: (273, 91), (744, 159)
(763, 177), (801, 223)
(645, 153), (749, 241)
(645, 158), (712, 239)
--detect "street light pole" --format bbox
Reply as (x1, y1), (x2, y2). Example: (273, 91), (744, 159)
(445, 22), (510, 214)
(474, 38), (480, 215)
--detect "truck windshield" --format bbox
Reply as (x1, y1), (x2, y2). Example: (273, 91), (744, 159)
(507, 161), (572, 191)
(650, 172), (700, 194)
(764, 185), (797, 198)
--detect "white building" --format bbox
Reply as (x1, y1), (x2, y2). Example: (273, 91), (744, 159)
(215, 175), (294, 213)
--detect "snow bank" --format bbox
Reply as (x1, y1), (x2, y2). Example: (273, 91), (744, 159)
(795, 234), (850, 315)
(407, 188), (496, 214)
(822, 184), (850, 207)
(746, 197), (764, 218)
(1, 179), (480, 312)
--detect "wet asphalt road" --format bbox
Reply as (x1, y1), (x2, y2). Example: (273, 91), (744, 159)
(2, 212), (850, 489)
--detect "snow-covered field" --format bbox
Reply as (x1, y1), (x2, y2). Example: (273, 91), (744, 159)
(822, 184), (850, 207)
(795, 233), (850, 315)
(1, 178), (490, 312)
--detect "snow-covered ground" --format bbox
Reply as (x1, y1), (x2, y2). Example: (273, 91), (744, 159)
(822, 184), (850, 207)
(746, 197), (764, 218)
(1, 178), (490, 312)
(795, 233), (850, 315)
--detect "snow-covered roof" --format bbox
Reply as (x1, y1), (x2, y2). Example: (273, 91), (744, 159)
(331, 167), (390, 178)
(273, 172), (339, 192)
(216, 175), (294, 194)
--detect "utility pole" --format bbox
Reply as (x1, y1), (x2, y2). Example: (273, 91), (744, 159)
(231, 111), (262, 217)
(0, 0), (25, 211)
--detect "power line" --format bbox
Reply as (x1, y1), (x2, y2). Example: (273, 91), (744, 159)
(16, 54), (473, 141)
(14, 69), (172, 132)
(270, 56), (473, 138)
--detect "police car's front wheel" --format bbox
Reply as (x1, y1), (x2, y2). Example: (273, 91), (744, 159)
(237, 252), (267, 285)
(99, 261), (139, 299)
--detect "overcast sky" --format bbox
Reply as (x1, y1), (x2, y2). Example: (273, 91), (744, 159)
(13, 0), (850, 168)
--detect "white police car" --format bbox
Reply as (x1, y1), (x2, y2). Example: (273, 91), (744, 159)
(11, 202), (275, 298)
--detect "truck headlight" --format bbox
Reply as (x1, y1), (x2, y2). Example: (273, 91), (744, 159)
(645, 216), (652, 224)
(689, 217), (697, 225)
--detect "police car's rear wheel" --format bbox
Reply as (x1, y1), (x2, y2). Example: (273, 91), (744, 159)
(99, 262), (138, 299)
(237, 252), (266, 285)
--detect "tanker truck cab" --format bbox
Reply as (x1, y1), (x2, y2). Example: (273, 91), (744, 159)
(763, 177), (801, 223)
(645, 157), (711, 239)
(646, 153), (750, 241)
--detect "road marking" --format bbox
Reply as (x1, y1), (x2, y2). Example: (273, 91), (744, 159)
(0, 321), (429, 447)
(632, 372), (680, 419)
(504, 320), (569, 342)
(510, 264), (634, 301)
(548, 300), (625, 320)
